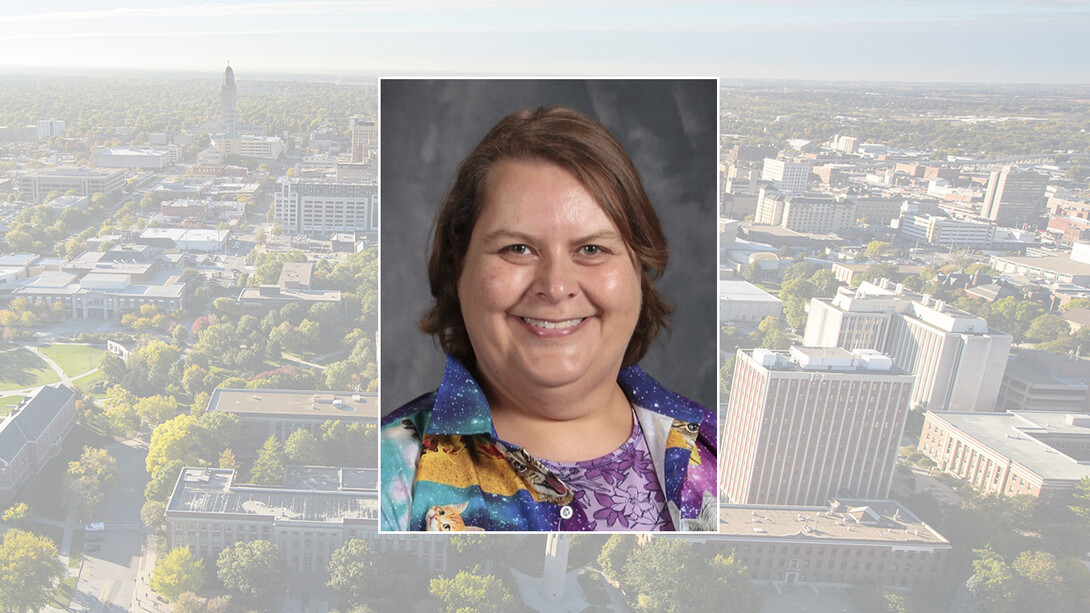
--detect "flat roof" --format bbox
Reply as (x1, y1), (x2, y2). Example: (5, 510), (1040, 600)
(717, 499), (948, 546)
(238, 287), (341, 302)
(208, 388), (378, 420)
(167, 468), (377, 522)
(931, 411), (1090, 482)
(994, 254), (1090, 278)
(718, 279), (782, 303)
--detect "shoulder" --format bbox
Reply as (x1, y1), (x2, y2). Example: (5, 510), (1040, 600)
(381, 391), (437, 430)
(380, 391), (436, 531)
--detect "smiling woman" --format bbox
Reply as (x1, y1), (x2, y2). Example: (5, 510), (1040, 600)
(379, 80), (717, 532)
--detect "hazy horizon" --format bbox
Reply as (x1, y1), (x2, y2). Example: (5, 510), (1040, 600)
(1, 1), (1088, 84)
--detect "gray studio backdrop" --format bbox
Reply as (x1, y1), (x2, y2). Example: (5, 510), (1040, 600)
(379, 79), (717, 414)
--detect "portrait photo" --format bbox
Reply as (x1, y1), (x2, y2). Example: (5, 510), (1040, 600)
(379, 79), (718, 532)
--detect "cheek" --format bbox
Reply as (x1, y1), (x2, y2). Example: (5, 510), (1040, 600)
(596, 267), (643, 315)
(462, 262), (528, 311)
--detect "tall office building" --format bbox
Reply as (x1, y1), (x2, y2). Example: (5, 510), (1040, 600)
(37, 119), (66, 139)
(981, 166), (1048, 228)
(804, 281), (1012, 412)
(273, 179), (378, 235)
(220, 63), (239, 138)
(721, 346), (915, 505)
(350, 116), (377, 163)
(760, 158), (812, 193)
(755, 191), (855, 233)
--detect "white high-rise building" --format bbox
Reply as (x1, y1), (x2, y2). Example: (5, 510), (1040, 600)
(273, 179), (378, 235)
(721, 346), (914, 505)
(760, 158), (812, 193)
(804, 281), (1012, 412)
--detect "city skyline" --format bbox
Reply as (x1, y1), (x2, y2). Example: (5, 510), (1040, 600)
(0, 1), (1088, 83)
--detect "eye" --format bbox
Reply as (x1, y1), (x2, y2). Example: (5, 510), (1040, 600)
(578, 245), (603, 256)
(501, 244), (531, 256)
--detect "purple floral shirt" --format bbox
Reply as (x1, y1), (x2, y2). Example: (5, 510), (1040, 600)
(539, 414), (674, 531)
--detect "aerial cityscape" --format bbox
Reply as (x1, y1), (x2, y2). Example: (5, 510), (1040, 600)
(1, 4), (1090, 612)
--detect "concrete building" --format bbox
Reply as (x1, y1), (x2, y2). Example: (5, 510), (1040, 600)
(219, 135), (284, 160)
(138, 228), (229, 252)
(726, 145), (778, 163)
(919, 410), (1090, 506)
(17, 167), (126, 203)
(990, 252), (1090, 287)
(703, 499), (950, 589)
(221, 64), (239, 138)
(166, 467), (448, 572)
(761, 159), (812, 193)
(0, 386), (76, 499)
(804, 281), (1013, 412)
(37, 119), (66, 139)
(278, 262), (313, 289)
(350, 116), (377, 163)
(205, 388), (377, 443)
(721, 347), (914, 505)
(718, 279), (782, 324)
(895, 214), (995, 250)
(96, 148), (171, 169)
(237, 285), (342, 317)
(755, 192), (854, 234)
(982, 166), (1049, 228)
(997, 349), (1090, 412)
(272, 179), (378, 235)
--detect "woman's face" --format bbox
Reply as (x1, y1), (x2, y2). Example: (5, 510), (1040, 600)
(457, 158), (642, 401)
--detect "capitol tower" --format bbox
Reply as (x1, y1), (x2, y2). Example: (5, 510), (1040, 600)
(220, 63), (239, 138)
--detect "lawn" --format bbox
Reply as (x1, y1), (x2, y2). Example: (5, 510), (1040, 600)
(49, 575), (77, 610)
(0, 394), (25, 417)
(38, 343), (106, 377)
(71, 370), (106, 398)
(0, 348), (61, 392)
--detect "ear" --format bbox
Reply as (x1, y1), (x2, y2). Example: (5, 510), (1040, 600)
(454, 501), (469, 513)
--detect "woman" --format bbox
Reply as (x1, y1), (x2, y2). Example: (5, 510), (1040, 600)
(381, 107), (716, 532)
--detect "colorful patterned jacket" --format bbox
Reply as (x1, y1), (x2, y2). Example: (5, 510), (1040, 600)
(380, 356), (717, 532)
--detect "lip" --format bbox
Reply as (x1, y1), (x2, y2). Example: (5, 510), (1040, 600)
(513, 315), (591, 337)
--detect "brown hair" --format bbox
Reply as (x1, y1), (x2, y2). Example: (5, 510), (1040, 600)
(420, 106), (671, 368)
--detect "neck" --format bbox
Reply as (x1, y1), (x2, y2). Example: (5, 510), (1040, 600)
(484, 377), (633, 463)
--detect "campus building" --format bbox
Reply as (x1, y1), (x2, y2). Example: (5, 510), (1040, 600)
(0, 386), (76, 499)
(17, 167), (126, 203)
(760, 158), (812, 193)
(718, 279), (782, 324)
(804, 280), (1012, 412)
(919, 410), (1090, 506)
(982, 166), (1049, 228)
(997, 349), (1090, 412)
(205, 388), (377, 443)
(755, 192), (854, 234)
(165, 467), (448, 572)
(721, 347), (914, 505)
(696, 500), (951, 589)
(272, 179), (378, 235)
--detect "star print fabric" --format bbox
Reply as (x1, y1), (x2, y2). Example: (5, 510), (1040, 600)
(379, 355), (718, 532)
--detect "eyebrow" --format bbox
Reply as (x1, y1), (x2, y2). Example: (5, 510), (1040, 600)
(480, 229), (623, 244)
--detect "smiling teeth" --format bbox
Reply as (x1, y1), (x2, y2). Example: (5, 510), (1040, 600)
(522, 317), (584, 329)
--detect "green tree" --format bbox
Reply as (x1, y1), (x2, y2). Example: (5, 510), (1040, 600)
(866, 240), (891, 258)
(151, 547), (204, 602)
(0, 530), (64, 613)
(327, 539), (384, 604)
(1069, 476), (1090, 522)
(172, 592), (234, 613)
(140, 500), (166, 528)
(284, 429), (321, 466)
(704, 553), (762, 613)
(597, 534), (636, 581)
(861, 263), (898, 284)
(1024, 314), (1071, 344)
(2, 503), (33, 528)
(102, 384), (140, 436)
(63, 446), (118, 518)
(970, 547), (1017, 613)
(429, 569), (515, 613)
(249, 436), (285, 484)
(216, 540), (285, 603)
(135, 395), (179, 429)
(720, 355), (737, 395)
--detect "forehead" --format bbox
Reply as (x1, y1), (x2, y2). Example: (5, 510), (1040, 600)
(476, 158), (622, 234)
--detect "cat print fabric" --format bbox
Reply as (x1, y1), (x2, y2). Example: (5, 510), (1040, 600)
(380, 356), (718, 532)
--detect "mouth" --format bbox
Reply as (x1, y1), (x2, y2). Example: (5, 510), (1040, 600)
(519, 316), (587, 330)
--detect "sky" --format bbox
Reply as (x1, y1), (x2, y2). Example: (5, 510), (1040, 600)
(0, 1), (1088, 83)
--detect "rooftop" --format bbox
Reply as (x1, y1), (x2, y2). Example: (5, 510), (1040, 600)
(717, 279), (781, 303)
(717, 499), (949, 546)
(167, 467), (377, 522)
(207, 388), (378, 421)
(930, 411), (1090, 482)
(0, 385), (74, 465)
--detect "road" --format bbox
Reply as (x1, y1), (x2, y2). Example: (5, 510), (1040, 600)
(67, 440), (151, 613)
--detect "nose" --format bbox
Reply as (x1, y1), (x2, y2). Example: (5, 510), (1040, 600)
(533, 255), (578, 302)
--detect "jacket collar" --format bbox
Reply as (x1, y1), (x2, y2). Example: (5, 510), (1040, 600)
(425, 355), (702, 436)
